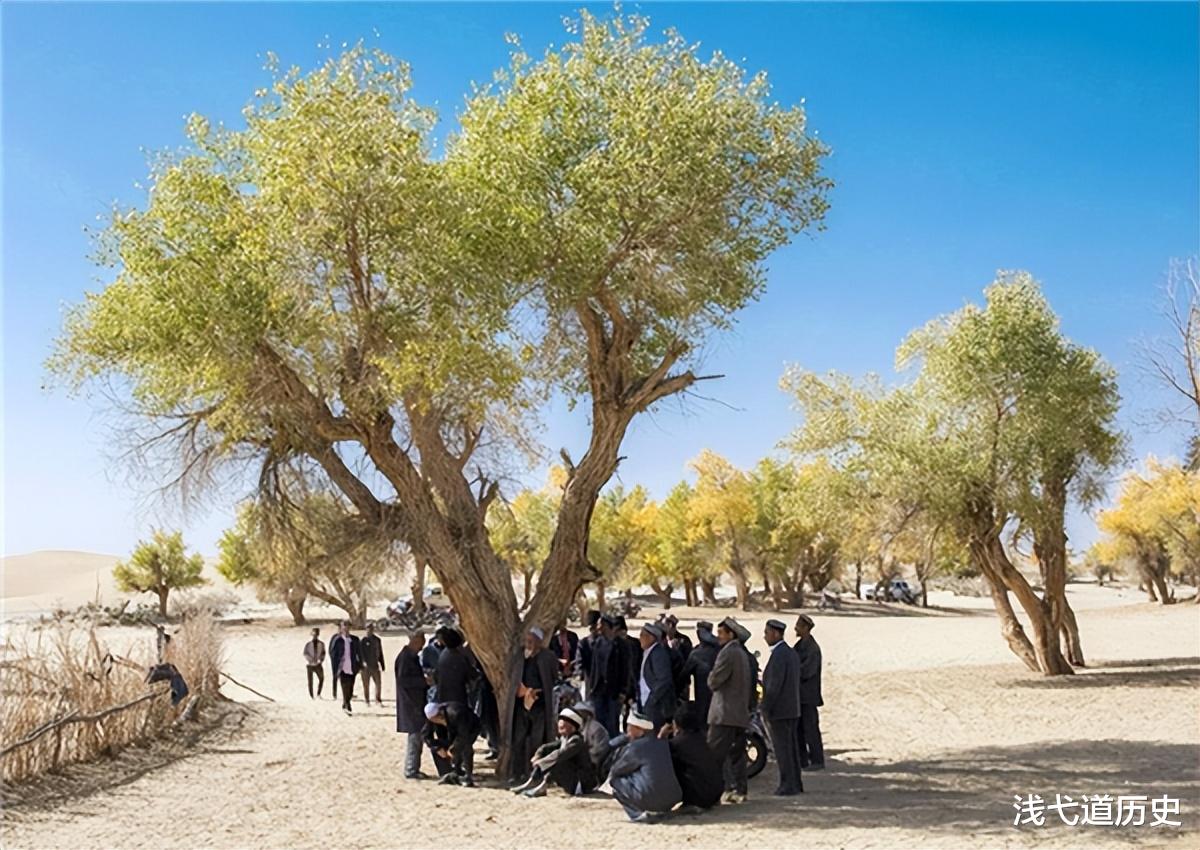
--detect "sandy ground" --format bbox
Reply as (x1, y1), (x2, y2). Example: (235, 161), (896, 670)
(2, 575), (1198, 849)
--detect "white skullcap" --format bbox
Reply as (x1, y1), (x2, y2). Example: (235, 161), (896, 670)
(423, 703), (441, 721)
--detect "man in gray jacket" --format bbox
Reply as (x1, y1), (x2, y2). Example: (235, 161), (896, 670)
(761, 618), (803, 795)
(607, 711), (682, 822)
(706, 617), (752, 803)
(636, 623), (675, 730)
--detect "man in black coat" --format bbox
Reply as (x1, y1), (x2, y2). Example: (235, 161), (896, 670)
(359, 623), (386, 706)
(422, 701), (481, 786)
(761, 618), (803, 795)
(794, 614), (825, 769)
(510, 626), (558, 782)
(662, 703), (722, 812)
(395, 632), (429, 779)
(636, 623), (675, 730)
(615, 616), (641, 729)
(328, 621), (362, 715)
(551, 622), (579, 677)
(585, 615), (621, 737)
(680, 621), (719, 723)
(434, 627), (476, 706)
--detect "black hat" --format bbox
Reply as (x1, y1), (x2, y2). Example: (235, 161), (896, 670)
(766, 619), (787, 632)
(600, 613), (617, 627)
(586, 609), (602, 626)
(614, 615), (628, 630)
(641, 622), (665, 640)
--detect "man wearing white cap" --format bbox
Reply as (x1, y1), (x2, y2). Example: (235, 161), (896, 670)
(511, 706), (597, 797)
(637, 622), (675, 730)
(510, 625), (558, 783)
(422, 700), (481, 787)
(607, 710), (682, 822)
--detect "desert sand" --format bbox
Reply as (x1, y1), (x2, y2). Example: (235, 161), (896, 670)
(1, 558), (1197, 850)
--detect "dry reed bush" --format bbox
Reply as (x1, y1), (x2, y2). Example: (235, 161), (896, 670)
(0, 608), (225, 785)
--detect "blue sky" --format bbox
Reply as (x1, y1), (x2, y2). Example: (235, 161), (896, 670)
(3, 2), (1198, 558)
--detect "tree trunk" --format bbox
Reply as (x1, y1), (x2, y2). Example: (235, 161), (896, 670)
(729, 565), (750, 611)
(975, 554), (1040, 673)
(521, 569), (534, 610)
(411, 556), (427, 614)
(1032, 476), (1082, 668)
(769, 576), (786, 611)
(854, 562), (862, 599)
(1059, 605), (1085, 666)
(157, 587), (169, 619)
(920, 580), (928, 609)
(649, 579), (673, 609)
(596, 580), (608, 612)
(700, 578), (718, 606)
(976, 532), (1073, 675)
(684, 578), (697, 607)
(284, 587), (307, 625)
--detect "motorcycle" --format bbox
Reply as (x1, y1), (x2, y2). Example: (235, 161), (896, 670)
(745, 709), (770, 779)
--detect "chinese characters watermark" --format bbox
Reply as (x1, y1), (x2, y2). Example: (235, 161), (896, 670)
(1013, 794), (1182, 828)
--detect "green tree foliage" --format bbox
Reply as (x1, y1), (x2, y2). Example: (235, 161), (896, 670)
(113, 530), (207, 618)
(785, 273), (1123, 674)
(49, 12), (830, 772)
(217, 493), (404, 627)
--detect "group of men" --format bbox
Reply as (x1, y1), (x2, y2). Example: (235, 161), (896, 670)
(301, 621), (387, 713)
(300, 610), (826, 820)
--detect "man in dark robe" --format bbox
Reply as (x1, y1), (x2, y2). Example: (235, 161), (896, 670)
(793, 613), (825, 769)
(510, 626), (558, 782)
(614, 616), (641, 730)
(395, 631), (429, 779)
(434, 627), (475, 706)
(586, 615), (621, 737)
(707, 617), (752, 803)
(608, 711), (682, 823)
(660, 703), (722, 812)
(680, 621), (719, 723)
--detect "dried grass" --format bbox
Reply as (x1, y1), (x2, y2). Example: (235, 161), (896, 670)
(0, 609), (225, 785)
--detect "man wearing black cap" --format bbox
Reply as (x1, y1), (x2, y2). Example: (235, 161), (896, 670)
(762, 619), (803, 795)
(587, 615), (622, 736)
(794, 614), (825, 770)
(511, 626), (558, 783)
(637, 623), (675, 730)
(680, 621), (719, 723)
(706, 618), (752, 803)
(614, 616), (640, 730)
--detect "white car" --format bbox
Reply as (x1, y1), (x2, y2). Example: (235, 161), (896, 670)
(862, 580), (919, 603)
(388, 584), (451, 617)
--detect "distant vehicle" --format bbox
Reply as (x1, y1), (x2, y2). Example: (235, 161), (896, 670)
(861, 580), (919, 604)
(387, 584), (451, 618)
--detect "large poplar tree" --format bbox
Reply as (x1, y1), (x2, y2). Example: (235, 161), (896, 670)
(51, 12), (830, 767)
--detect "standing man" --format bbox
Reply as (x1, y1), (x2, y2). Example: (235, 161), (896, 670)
(586, 615), (620, 737)
(680, 621), (719, 722)
(794, 613), (825, 770)
(637, 623), (675, 730)
(434, 627), (475, 706)
(614, 616), (641, 730)
(552, 622), (579, 677)
(360, 623), (386, 706)
(663, 614), (693, 663)
(706, 617), (752, 804)
(510, 626), (558, 782)
(761, 619), (803, 795)
(395, 631), (429, 780)
(303, 627), (326, 699)
(329, 621), (362, 715)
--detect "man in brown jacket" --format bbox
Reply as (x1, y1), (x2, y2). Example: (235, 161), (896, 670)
(706, 617), (752, 803)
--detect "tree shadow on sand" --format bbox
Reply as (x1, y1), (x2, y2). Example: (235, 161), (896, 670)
(1010, 658), (1200, 690)
(685, 738), (1198, 841)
